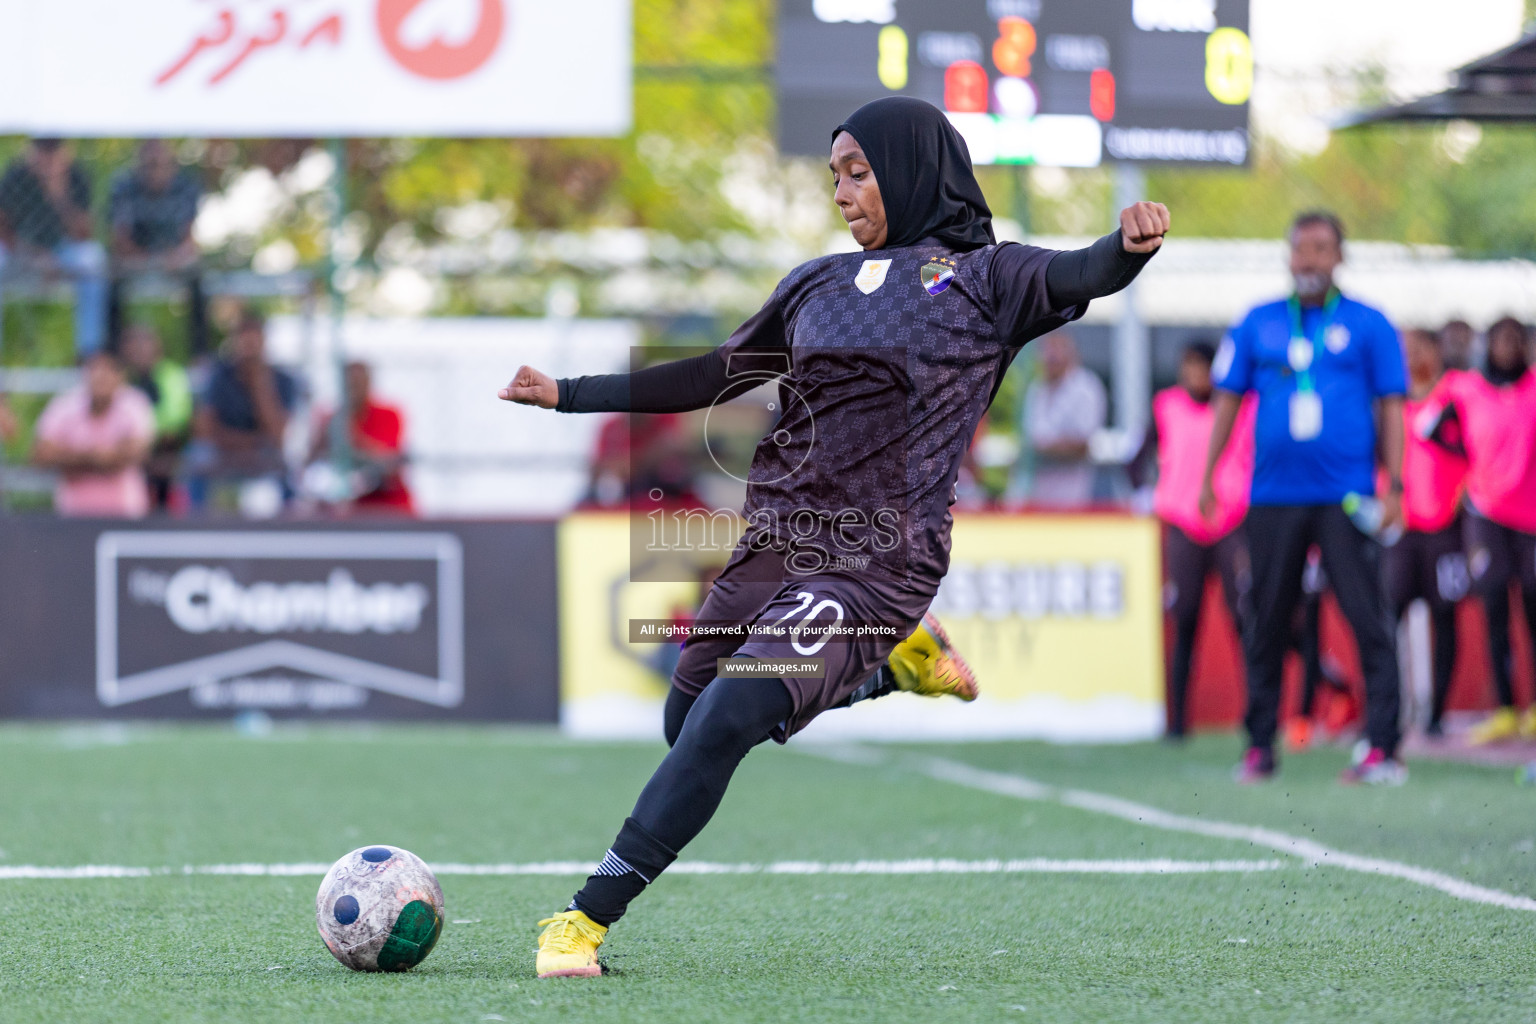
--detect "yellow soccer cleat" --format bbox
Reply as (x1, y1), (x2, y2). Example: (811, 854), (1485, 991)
(1467, 707), (1521, 746)
(1520, 707), (1536, 740)
(887, 612), (979, 702)
(535, 910), (607, 978)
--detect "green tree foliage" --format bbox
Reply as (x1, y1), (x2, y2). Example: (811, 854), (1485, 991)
(361, 0), (773, 251)
(1138, 124), (1536, 257)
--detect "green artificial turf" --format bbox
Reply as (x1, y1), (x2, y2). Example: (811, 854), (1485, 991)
(0, 724), (1532, 1023)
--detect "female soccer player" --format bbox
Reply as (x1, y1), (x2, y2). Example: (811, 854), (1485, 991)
(1133, 340), (1254, 740)
(501, 97), (1169, 978)
(1385, 329), (1468, 739)
(1436, 318), (1536, 743)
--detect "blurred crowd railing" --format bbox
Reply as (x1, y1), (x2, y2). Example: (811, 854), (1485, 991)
(0, 136), (336, 516)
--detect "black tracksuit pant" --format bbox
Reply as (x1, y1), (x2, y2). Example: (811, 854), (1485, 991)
(1243, 504), (1401, 757)
(1163, 524), (1249, 737)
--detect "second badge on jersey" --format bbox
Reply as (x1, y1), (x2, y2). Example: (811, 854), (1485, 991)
(920, 258), (956, 296)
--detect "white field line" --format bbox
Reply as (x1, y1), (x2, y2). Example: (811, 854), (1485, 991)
(916, 755), (1536, 914)
(0, 858), (1286, 881)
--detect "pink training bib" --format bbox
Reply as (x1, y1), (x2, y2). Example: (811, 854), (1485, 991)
(1445, 369), (1536, 533)
(1398, 372), (1469, 533)
(1153, 387), (1255, 544)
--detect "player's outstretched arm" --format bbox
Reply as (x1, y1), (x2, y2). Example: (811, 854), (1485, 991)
(498, 351), (748, 414)
(1042, 202), (1169, 308)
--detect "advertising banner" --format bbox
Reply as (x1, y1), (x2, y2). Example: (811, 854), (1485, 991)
(558, 511), (1165, 741)
(0, 0), (631, 136)
(0, 519), (558, 721)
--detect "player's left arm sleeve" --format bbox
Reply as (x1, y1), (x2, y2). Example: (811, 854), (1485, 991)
(1043, 230), (1156, 308)
(991, 244), (1082, 342)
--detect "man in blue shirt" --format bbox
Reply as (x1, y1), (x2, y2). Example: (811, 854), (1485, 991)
(1202, 211), (1407, 785)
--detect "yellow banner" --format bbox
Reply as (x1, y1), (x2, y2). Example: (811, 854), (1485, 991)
(558, 512), (1164, 741)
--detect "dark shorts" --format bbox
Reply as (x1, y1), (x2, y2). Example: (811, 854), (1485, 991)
(672, 538), (936, 741)
(1384, 520), (1469, 614)
(1465, 513), (1536, 595)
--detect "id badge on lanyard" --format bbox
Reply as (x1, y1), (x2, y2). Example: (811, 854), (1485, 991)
(1286, 291), (1339, 442)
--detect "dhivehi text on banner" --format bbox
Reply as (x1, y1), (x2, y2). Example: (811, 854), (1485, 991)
(558, 511), (1165, 742)
(0, 0), (631, 136)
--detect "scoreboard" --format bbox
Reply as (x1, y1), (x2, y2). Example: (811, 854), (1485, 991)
(777, 0), (1252, 167)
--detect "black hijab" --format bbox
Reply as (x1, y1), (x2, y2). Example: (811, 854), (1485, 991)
(832, 96), (995, 251)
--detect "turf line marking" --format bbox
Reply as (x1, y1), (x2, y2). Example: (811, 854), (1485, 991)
(915, 755), (1536, 914)
(0, 858), (1285, 881)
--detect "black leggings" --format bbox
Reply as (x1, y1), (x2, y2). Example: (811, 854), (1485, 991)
(1483, 584), (1536, 709)
(1163, 525), (1247, 736)
(1465, 515), (1536, 709)
(637, 676), (794, 854)
(663, 683), (697, 748)
(569, 675), (794, 924)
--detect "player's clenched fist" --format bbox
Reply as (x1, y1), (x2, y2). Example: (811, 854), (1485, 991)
(1120, 201), (1170, 253)
(499, 365), (558, 408)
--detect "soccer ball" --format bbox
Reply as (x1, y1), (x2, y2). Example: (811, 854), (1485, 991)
(315, 845), (445, 972)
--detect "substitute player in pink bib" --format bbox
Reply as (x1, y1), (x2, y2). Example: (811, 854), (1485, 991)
(1384, 329), (1469, 738)
(1433, 318), (1536, 742)
(1136, 341), (1254, 738)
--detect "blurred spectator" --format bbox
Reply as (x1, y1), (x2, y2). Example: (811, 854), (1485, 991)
(1205, 210), (1407, 784)
(186, 309), (297, 511)
(311, 361), (414, 514)
(584, 412), (699, 508)
(1435, 316), (1536, 743)
(32, 350), (154, 517)
(0, 138), (108, 356)
(1383, 328), (1469, 739)
(1020, 330), (1105, 507)
(121, 324), (193, 510)
(1438, 318), (1475, 372)
(107, 140), (208, 355)
(1132, 340), (1254, 740)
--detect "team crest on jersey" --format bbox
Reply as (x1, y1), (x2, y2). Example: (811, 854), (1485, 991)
(854, 259), (893, 294)
(1324, 323), (1350, 353)
(920, 258), (957, 296)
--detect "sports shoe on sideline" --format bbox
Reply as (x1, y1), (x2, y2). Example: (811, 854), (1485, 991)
(536, 910), (608, 978)
(1232, 746), (1275, 784)
(887, 612), (979, 702)
(1467, 707), (1520, 745)
(1339, 746), (1407, 786)
(1519, 707), (1536, 740)
(1284, 717), (1314, 752)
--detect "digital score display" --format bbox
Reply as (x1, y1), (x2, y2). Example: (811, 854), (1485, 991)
(778, 0), (1252, 167)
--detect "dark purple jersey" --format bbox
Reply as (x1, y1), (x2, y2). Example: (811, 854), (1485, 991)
(717, 238), (1084, 588)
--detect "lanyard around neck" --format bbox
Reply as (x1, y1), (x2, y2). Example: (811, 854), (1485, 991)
(1285, 288), (1341, 393)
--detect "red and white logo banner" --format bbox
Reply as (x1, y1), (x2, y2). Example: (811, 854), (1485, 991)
(0, 0), (630, 136)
